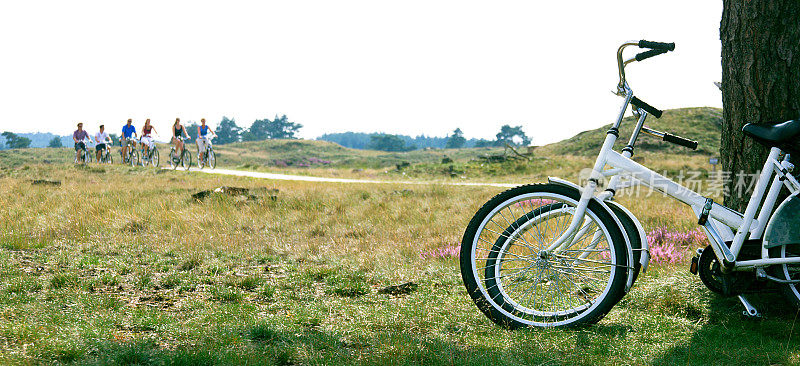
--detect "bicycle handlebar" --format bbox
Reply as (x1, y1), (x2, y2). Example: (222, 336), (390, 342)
(663, 132), (698, 150)
(641, 127), (698, 150)
(630, 96), (663, 118)
(637, 40), (675, 51)
(634, 49), (668, 62)
(616, 39), (675, 94)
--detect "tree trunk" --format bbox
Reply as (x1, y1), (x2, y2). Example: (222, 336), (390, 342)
(720, 0), (800, 212)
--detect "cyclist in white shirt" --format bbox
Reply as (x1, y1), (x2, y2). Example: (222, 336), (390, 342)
(94, 124), (112, 161)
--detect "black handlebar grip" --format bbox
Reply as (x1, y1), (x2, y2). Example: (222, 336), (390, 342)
(638, 40), (676, 51)
(635, 49), (668, 62)
(630, 96), (663, 118)
(663, 133), (699, 150)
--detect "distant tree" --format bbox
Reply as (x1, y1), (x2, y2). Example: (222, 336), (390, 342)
(473, 139), (499, 148)
(320, 131), (452, 150)
(48, 136), (63, 148)
(185, 121), (200, 141)
(214, 117), (242, 144)
(368, 134), (413, 152)
(269, 115), (302, 139)
(445, 128), (466, 149)
(495, 125), (530, 146)
(318, 132), (371, 149)
(1, 132), (31, 149)
(244, 115), (303, 141)
(109, 134), (119, 145)
(242, 118), (270, 142)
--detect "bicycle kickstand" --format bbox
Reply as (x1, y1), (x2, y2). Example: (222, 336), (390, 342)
(737, 295), (761, 318)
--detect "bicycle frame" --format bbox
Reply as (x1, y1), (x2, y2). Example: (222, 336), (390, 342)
(546, 42), (800, 272)
(198, 137), (212, 156)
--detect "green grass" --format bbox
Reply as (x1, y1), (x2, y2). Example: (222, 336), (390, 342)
(0, 111), (797, 364)
(0, 161), (796, 365)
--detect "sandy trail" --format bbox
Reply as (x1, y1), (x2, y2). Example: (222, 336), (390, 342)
(186, 168), (522, 188)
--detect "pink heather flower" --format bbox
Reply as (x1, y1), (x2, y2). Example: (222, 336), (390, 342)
(420, 244), (460, 260)
(646, 227), (707, 264)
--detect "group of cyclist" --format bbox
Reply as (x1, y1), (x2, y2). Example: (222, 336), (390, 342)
(72, 118), (216, 164)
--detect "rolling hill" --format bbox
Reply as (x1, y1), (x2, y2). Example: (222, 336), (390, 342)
(537, 107), (722, 156)
(212, 139), (503, 169)
(0, 107), (723, 172)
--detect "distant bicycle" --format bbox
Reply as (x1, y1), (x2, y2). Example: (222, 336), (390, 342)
(74, 139), (91, 164)
(170, 137), (191, 171)
(99, 144), (113, 164)
(139, 141), (160, 167)
(197, 136), (216, 169)
(121, 139), (139, 166)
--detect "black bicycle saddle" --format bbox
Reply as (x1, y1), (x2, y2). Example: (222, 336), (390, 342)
(743, 119), (800, 153)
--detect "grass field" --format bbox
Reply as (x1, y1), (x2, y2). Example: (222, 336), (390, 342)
(2, 117), (800, 364)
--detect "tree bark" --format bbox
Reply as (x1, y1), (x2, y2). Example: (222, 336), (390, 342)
(720, 0), (800, 212)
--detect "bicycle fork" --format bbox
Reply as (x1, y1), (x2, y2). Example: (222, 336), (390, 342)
(546, 134), (619, 255)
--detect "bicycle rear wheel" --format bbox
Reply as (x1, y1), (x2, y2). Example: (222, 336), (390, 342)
(767, 193), (800, 308)
(460, 183), (628, 328)
(770, 244), (800, 308)
(197, 150), (205, 169)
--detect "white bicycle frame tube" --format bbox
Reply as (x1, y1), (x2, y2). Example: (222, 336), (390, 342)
(545, 92), (634, 253)
(550, 95), (800, 270)
(546, 40), (800, 270)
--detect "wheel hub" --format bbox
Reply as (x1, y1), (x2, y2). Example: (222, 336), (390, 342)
(535, 250), (551, 269)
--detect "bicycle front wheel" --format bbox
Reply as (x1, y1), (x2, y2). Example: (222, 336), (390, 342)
(151, 148), (160, 167)
(181, 150), (191, 171)
(129, 150), (139, 167)
(170, 150), (178, 170)
(460, 183), (628, 328)
(208, 150), (216, 169)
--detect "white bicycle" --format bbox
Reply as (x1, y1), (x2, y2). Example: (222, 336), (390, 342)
(460, 40), (800, 328)
(197, 136), (216, 169)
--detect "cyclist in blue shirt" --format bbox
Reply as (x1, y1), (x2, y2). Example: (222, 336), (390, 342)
(196, 118), (216, 164)
(121, 119), (137, 160)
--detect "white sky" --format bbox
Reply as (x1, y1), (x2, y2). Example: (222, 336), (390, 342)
(0, 1), (722, 144)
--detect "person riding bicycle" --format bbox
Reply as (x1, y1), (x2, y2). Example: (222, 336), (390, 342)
(72, 122), (89, 162)
(172, 118), (189, 158)
(121, 119), (137, 161)
(94, 124), (112, 161)
(140, 119), (157, 156)
(196, 118), (216, 163)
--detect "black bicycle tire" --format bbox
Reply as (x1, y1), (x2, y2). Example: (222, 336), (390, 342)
(460, 183), (628, 329)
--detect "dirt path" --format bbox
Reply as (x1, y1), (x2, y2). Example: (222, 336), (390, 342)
(188, 168), (522, 188)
